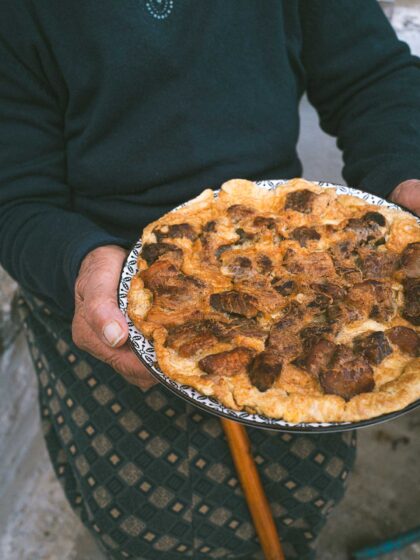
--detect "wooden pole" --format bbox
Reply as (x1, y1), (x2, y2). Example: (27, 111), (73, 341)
(221, 418), (285, 560)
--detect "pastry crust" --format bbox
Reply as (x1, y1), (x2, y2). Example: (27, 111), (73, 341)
(128, 179), (420, 423)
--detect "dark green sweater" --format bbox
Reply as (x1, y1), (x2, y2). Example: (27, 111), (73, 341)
(1, 0), (420, 318)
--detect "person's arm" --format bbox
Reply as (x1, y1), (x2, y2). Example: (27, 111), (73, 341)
(0, 5), (129, 319)
(299, 0), (420, 208)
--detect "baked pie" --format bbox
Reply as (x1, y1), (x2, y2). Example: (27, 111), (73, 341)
(128, 179), (420, 422)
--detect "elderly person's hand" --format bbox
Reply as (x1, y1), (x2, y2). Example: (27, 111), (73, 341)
(390, 179), (420, 216)
(72, 245), (156, 390)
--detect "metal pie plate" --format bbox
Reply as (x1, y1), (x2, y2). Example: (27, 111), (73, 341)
(119, 180), (420, 432)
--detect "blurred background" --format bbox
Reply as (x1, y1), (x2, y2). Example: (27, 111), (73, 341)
(1, 1), (419, 559)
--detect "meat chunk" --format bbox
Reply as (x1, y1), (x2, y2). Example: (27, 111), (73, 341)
(358, 249), (397, 280)
(345, 216), (383, 245)
(326, 302), (362, 330)
(362, 211), (386, 227)
(210, 290), (259, 318)
(141, 260), (204, 305)
(308, 293), (331, 312)
(225, 318), (269, 341)
(402, 278), (420, 326)
(224, 256), (253, 278)
(399, 242), (420, 278)
(271, 278), (296, 296)
(199, 347), (254, 377)
(141, 242), (183, 265)
(335, 265), (363, 285)
(253, 216), (276, 229)
(248, 349), (283, 392)
(256, 254), (273, 274)
(227, 204), (255, 223)
(386, 326), (420, 357)
(320, 346), (374, 400)
(272, 302), (304, 331)
(299, 325), (333, 351)
(268, 329), (302, 361)
(312, 282), (347, 301)
(154, 223), (197, 241)
(369, 282), (396, 322)
(347, 280), (395, 323)
(291, 226), (320, 247)
(202, 220), (217, 232)
(166, 320), (224, 357)
(353, 331), (392, 365)
(295, 339), (337, 376)
(235, 228), (255, 243)
(284, 189), (317, 213)
(283, 250), (336, 278)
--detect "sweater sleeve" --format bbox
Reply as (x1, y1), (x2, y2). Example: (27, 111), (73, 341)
(299, 0), (420, 197)
(0, 8), (129, 319)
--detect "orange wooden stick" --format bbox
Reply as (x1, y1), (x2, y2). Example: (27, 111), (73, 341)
(221, 418), (285, 560)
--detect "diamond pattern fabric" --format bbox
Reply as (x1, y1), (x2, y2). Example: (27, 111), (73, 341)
(18, 291), (356, 560)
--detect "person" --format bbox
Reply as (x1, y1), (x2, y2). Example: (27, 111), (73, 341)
(1, 1), (419, 558)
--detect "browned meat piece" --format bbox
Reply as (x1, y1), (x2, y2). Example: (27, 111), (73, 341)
(283, 250), (336, 278)
(178, 334), (218, 357)
(224, 256), (253, 277)
(362, 211), (386, 227)
(312, 282), (347, 301)
(402, 278), (420, 326)
(295, 339), (337, 376)
(284, 189), (317, 213)
(399, 242), (420, 278)
(235, 228), (255, 243)
(215, 244), (234, 259)
(268, 328), (302, 361)
(320, 346), (374, 400)
(202, 220), (216, 232)
(141, 260), (204, 304)
(248, 349), (283, 392)
(346, 217), (383, 245)
(166, 320), (224, 356)
(308, 294), (331, 311)
(227, 204), (255, 223)
(253, 216), (276, 229)
(271, 278), (296, 296)
(226, 318), (269, 341)
(386, 326), (420, 357)
(299, 325), (333, 351)
(369, 282), (395, 322)
(141, 242), (183, 265)
(256, 254), (273, 274)
(346, 280), (395, 322)
(330, 240), (356, 262)
(199, 347), (254, 377)
(353, 331), (392, 365)
(291, 226), (320, 247)
(358, 249), (397, 280)
(326, 302), (362, 331)
(272, 302), (304, 331)
(335, 265), (363, 284)
(210, 290), (259, 318)
(154, 223), (197, 241)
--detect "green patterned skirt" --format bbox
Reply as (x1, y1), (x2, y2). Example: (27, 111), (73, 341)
(18, 291), (356, 560)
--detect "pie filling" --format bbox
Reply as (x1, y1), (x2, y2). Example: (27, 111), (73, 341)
(128, 179), (420, 422)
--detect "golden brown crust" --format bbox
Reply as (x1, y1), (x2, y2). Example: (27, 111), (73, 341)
(128, 179), (420, 423)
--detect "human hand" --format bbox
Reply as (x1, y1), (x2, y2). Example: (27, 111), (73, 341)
(72, 245), (157, 390)
(390, 179), (420, 216)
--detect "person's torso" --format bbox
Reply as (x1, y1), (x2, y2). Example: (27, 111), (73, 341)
(36, 1), (305, 238)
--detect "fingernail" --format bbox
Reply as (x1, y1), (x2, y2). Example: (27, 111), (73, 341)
(103, 321), (125, 347)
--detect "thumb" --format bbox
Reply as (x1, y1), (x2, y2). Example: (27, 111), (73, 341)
(390, 179), (420, 216)
(80, 246), (129, 348)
